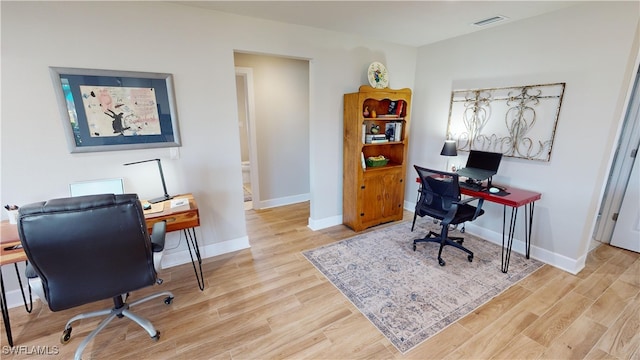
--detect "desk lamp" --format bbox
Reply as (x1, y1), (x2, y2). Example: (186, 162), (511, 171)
(123, 159), (174, 203)
(440, 140), (458, 172)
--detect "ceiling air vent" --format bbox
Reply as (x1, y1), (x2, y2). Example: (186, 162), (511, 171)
(472, 15), (509, 27)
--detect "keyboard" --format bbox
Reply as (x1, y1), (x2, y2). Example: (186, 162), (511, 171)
(459, 181), (484, 192)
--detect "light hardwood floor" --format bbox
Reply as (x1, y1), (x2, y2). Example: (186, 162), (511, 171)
(2, 201), (639, 359)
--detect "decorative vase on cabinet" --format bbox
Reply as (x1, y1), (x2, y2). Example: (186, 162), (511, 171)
(343, 85), (412, 231)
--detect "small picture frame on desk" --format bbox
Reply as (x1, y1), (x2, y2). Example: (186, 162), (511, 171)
(50, 67), (181, 153)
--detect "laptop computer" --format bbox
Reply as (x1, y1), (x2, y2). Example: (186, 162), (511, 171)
(456, 150), (503, 181)
(69, 178), (125, 197)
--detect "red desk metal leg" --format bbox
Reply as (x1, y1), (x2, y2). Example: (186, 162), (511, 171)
(501, 203), (535, 273)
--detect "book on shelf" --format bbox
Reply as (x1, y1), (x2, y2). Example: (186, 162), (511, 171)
(394, 122), (402, 142)
(388, 100), (397, 114)
(362, 123), (366, 143)
(382, 100), (404, 118)
(365, 134), (387, 144)
(371, 139), (389, 144)
(361, 152), (366, 170)
(385, 122), (395, 141)
(384, 122), (403, 142)
(395, 100), (404, 117)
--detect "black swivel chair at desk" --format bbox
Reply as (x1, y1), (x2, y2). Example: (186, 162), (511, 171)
(17, 194), (174, 360)
(412, 165), (485, 266)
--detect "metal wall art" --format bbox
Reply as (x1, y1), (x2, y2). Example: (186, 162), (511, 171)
(446, 82), (565, 161)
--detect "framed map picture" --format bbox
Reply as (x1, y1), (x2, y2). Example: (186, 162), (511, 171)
(50, 67), (181, 153)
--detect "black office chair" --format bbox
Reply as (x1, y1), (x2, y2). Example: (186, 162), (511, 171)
(412, 165), (485, 266)
(17, 194), (174, 360)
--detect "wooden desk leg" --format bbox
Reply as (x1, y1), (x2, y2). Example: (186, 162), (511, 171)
(1, 269), (14, 347)
(184, 228), (204, 291)
(501, 206), (519, 273)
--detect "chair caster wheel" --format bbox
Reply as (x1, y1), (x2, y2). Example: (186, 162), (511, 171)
(438, 258), (445, 266)
(412, 244), (416, 251)
(152, 331), (160, 341)
(61, 327), (72, 344)
(164, 296), (174, 305)
(468, 255), (473, 262)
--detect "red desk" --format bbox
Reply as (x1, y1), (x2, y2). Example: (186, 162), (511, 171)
(459, 185), (541, 273)
(415, 177), (541, 273)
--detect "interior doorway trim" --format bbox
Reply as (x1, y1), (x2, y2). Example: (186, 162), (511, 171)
(593, 49), (640, 244)
(236, 67), (261, 209)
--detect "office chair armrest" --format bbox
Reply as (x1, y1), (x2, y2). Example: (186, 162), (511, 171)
(441, 203), (459, 225)
(472, 198), (485, 220)
(24, 263), (47, 303)
(458, 196), (481, 205)
(25, 262), (38, 279)
(150, 221), (167, 252)
(458, 197), (485, 220)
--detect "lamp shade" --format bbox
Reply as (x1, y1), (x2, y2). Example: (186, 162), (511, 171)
(440, 140), (457, 156)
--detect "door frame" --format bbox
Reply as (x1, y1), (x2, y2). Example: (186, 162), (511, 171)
(593, 50), (640, 245)
(235, 67), (261, 209)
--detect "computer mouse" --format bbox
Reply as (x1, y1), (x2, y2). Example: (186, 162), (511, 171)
(489, 187), (500, 194)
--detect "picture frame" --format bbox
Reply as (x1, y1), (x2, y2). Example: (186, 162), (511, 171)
(50, 67), (181, 153)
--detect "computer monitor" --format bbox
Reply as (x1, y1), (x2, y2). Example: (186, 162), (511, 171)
(69, 178), (125, 197)
(457, 150), (503, 184)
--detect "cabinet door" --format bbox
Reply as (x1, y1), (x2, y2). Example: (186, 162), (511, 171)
(381, 170), (404, 218)
(360, 169), (404, 225)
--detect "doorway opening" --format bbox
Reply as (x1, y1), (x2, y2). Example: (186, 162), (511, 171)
(593, 57), (640, 251)
(234, 53), (311, 212)
(235, 68), (257, 210)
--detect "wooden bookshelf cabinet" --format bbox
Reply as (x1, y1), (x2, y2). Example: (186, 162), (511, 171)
(343, 85), (412, 231)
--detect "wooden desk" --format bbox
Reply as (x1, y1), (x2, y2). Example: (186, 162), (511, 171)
(144, 193), (200, 233)
(415, 177), (541, 273)
(1, 222), (33, 347)
(143, 193), (204, 291)
(0, 193), (204, 346)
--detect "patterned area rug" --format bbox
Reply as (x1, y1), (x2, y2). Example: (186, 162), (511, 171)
(303, 221), (544, 354)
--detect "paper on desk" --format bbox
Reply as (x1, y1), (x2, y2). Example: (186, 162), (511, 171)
(143, 202), (165, 214)
(170, 198), (189, 209)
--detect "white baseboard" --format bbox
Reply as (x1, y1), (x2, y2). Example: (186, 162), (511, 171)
(3, 236), (251, 310)
(404, 201), (585, 274)
(255, 193), (310, 210)
(458, 223), (585, 275)
(308, 214), (342, 231)
(160, 236), (250, 269)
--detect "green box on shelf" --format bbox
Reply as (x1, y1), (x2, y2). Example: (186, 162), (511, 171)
(366, 158), (389, 167)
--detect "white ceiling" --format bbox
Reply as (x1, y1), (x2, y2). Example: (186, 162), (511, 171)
(175, 1), (581, 47)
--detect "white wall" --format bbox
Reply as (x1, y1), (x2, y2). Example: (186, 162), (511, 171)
(407, 2), (639, 273)
(0, 1), (417, 301)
